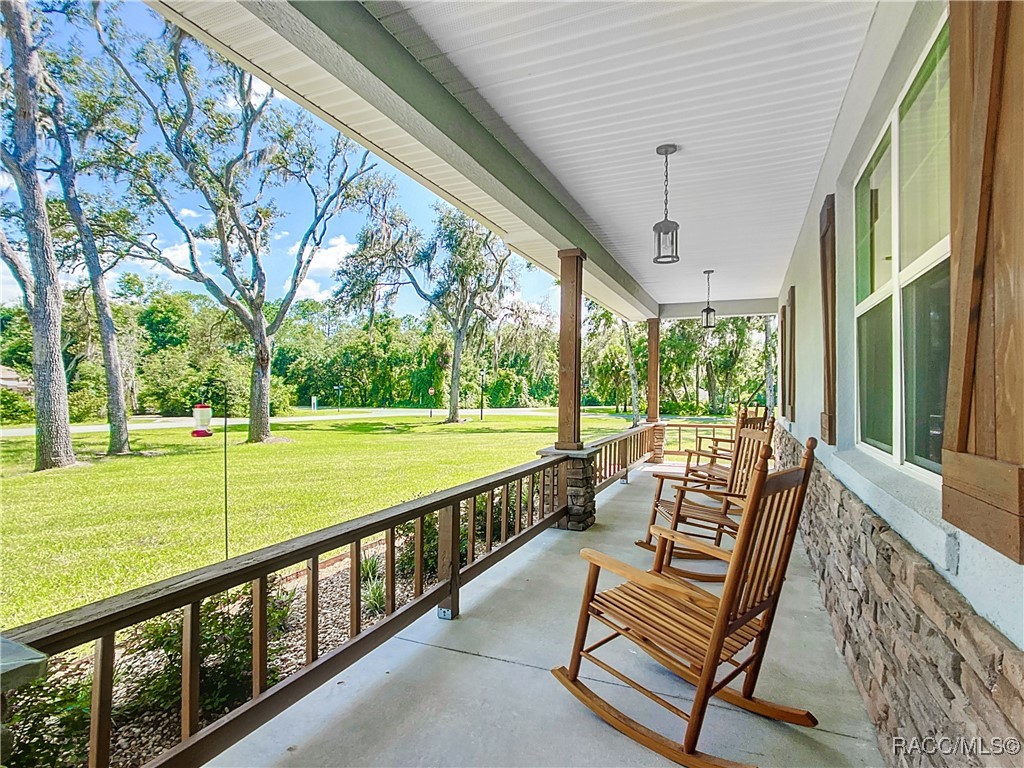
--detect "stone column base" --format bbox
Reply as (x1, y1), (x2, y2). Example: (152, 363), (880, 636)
(538, 447), (599, 531)
(649, 422), (666, 464)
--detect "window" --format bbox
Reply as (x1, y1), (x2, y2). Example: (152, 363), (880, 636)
(854, 22), (950, 477)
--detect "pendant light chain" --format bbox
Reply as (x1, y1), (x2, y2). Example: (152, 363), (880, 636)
(706, 270), (711, 305)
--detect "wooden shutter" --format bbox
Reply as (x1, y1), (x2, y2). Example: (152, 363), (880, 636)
(942, 1), (1024, 563)
(779, 306), (788, 419)
(785, 287), (796, 420)
(819, 195), (837, 445)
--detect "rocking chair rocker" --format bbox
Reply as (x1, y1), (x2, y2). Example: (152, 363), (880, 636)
(554, 438), (818, 768)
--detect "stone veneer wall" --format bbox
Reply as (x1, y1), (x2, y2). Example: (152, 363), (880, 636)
(774, 429), (1024, 768)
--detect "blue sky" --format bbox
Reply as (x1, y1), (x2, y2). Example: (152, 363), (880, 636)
(0, 1), (556, 315)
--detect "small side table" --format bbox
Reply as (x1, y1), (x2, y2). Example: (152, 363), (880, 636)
(0, 637), (48, 761)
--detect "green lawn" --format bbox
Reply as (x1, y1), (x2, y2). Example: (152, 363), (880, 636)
(0, 414), (624, 628)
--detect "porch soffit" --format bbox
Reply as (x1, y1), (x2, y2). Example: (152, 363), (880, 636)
(367, 1), (876, 307)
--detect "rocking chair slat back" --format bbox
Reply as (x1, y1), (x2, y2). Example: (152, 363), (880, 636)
(721, 442), (814, 627)
(724, 417), (775, 496)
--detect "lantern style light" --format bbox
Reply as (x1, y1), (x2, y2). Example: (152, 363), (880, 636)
(653, 144), (680, 264)
(701, 269), (716, 329)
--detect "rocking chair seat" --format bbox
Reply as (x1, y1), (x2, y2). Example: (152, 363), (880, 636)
(593, 581), (762, 669)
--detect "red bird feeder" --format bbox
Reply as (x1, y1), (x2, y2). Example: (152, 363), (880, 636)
(192, 403), (214, 438)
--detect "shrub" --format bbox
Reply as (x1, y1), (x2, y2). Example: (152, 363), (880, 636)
(3, 674), (91, 768)
(67, 389), (106, 423)
(0, 388), (34, 423)
(269, 376), (294, 416)
(395, 506), (480, 579)
(117, 581), (294, 718)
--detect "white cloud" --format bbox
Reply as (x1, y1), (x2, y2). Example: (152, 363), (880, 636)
(0, 171), (13, 193)
(161, 242), (191, 265)
(0, 261), (25, 306)
(273, 231), (290, 241)
(289, 276), (330, 302)
(179, 208), (203, 219)
(305, 234), (356, 276)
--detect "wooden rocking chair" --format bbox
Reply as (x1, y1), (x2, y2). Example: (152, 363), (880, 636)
(636, 420), (775, 579)
(691, 406), (769, 483)
(553, 438), (818, 768)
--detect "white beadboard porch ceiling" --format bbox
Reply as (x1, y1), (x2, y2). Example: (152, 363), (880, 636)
(367, 0), (877, 306)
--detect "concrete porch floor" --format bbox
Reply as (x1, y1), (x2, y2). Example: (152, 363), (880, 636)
(210, 464), (884, 768)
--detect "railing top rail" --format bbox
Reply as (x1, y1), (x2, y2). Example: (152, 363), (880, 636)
(582, 422), (654, 450)
(7, 454), (565, 656)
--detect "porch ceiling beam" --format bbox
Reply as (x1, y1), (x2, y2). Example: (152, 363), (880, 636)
(255, 0), (658, 320)
(660, 297), (778, 320)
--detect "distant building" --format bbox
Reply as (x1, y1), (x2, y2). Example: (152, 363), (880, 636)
(0, 365), (32, 394)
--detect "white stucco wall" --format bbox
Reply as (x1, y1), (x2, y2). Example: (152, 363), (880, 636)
(777, 0), (1024, 648)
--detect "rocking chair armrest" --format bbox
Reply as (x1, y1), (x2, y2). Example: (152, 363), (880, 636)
(578, 548), (719, 609)
(696, 435), (735, 451)
(652, 470), (688, 481)
(683, 448), (729, 463)
(649, 526), (732, 563)
(670, 483), (745, 501)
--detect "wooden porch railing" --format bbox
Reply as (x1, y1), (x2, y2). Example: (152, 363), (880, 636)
(662, 420), (734, 458)
(590, 423), (655, 492)
(5, 454), (572, 768)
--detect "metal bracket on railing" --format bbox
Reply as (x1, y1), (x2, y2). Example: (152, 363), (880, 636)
(437, 607), (454, 620)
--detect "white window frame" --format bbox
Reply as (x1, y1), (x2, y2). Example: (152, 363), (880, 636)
(853, 16), (950, 487)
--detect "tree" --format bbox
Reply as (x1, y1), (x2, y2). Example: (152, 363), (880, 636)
(335, 192), (514, 423)
(621, 320), (641, 426)
(43, 47), (133, 453)
(0, 0), (77, 469)
(91, 8), (376, 441)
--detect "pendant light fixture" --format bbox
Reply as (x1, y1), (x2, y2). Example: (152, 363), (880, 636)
(653, 144), (679, 264)
(701, 269), (716, 329)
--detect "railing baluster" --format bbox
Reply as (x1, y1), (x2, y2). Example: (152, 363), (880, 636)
(485, 490), (494, 551)
(500, 483), (509, 543)
(182, 602), (201, 739)
(306, 557), (319, 664)
(385, 527), (396, 614)
(539, 468), (547, 518)
(513, 478), (522, 535)
(252, 576), (268, 697)
(350, 541), (361, 637)
(528, 473), (535, 526)
(414, 516), (424, 597)
(467, 496), (476, 564)
(88, 634), (114, 768)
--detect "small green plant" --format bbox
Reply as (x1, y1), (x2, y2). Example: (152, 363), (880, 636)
(360, 553), (382, 583)
(362, 577), (387, 617)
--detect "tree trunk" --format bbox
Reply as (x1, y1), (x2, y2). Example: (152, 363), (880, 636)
(446, 328), (465, 423)
(249, 325), (273, 442)
(55, 138), (131, 454)
(3, 0), (76, 470)
(705, 361), (718, 414)
(621, 321), (640, 427)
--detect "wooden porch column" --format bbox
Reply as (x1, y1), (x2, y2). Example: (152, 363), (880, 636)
(556, 248), (586, 450)
(646, 318), (660, 422)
